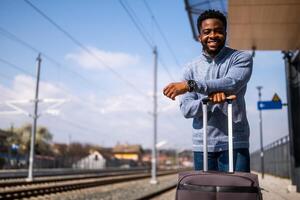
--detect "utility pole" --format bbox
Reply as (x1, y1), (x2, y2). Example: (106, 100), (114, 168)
(8, 123), (14, 168)
(27, 54), (42, 182)
(150, 46), (158, 184)
(256, 86), (264, 179)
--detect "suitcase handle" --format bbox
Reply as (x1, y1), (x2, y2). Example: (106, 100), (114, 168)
(201, 94), (236, 172)
(202, 95), (237, 104)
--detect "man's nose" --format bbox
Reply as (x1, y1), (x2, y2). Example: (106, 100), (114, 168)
(208, 31), (217, 38)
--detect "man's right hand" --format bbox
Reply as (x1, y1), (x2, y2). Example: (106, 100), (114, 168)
(163, 81), (189, 100)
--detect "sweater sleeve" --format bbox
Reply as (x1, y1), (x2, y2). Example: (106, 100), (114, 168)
(179, 64), (203, 118)
(194, 52), (253, 95)
(180, 92), (203, 118)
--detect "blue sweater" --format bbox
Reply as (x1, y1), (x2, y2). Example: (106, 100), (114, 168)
(180, 46), (253, 152)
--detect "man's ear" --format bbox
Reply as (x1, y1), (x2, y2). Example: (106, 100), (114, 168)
(197, 34), (201, 43)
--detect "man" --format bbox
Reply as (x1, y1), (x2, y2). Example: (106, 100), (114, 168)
(163, 10), (252, 172)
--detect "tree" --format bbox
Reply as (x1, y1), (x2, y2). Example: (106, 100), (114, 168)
(6, 123), (53, 156)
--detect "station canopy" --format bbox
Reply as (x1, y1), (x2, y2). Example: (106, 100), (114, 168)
(184, 0), (300, 50)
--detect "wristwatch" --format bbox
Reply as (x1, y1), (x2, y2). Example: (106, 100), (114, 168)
(187, 80), (196, 92)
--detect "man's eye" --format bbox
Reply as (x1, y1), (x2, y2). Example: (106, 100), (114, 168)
(215, 29), (224, 34)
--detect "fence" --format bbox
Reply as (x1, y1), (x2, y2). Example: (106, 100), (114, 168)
(250, 135), (291, 178)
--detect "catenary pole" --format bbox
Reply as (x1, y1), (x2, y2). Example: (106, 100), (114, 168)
(256, 86), (264, 179)
(150, 46), (158, 184)
(27, 54), (42, 182)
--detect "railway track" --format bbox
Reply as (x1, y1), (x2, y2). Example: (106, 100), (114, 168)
(0, 167), (149, 179)
(0, 169), (149, 187)
(0, 170), (179, 200)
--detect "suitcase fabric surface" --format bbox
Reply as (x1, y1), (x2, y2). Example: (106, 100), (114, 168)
(176, 96), (262, 200)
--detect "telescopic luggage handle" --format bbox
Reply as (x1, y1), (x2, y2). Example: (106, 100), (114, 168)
(202, 95), (236, 104)
(201, 95), (237, 173)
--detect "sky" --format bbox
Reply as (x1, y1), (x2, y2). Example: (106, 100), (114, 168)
(0, 0), (289, 153)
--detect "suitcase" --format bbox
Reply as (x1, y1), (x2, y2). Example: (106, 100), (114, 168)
(176, 96), (262, 200)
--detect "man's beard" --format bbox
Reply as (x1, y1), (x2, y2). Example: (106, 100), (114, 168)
(202, 41), (225, 57)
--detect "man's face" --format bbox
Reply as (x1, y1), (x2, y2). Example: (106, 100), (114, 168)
(198, 18), (226, 57)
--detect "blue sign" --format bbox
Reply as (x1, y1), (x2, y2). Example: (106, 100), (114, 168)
(257, 101), (282, 110)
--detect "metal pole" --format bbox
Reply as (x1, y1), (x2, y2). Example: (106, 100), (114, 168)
(257, 86), (264, 179)
(282, 51), (296, 183)
(150, 46), (158, 184)
(228, 100), (234, 173)
(27, 54), (42, 182)
(8, 124), (14, 168)
(202, 102), (208, 172)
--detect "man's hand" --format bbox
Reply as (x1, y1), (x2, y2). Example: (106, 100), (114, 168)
(163, 81), (189, 100)
(209, 92), (226, 103)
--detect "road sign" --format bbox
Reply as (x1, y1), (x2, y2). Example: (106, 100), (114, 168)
(272, 93), (281, 102)
(257, 101), (282, 110)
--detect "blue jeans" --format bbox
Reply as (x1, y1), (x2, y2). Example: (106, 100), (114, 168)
(193, 148), (250, 172)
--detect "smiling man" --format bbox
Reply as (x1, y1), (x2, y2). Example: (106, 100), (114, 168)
(163, 10), (253, 172)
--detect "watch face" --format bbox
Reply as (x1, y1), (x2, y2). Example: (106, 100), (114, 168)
(188, 80), (195, 92)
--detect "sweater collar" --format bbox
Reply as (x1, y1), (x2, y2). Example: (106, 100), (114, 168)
(201, 46), (228, 63)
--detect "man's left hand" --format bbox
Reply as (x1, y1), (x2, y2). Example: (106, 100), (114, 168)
(163, 81), (189, 100)
(209, 92), (226, 103)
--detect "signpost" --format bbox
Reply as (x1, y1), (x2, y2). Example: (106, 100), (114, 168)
(256, 91), (286, 179)
(257, 93), (283, 110)
(257, 101), (282, 110)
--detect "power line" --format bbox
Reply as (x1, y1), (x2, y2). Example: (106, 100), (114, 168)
(0, 57), (35, 77)
(0, 71), (13, 81)
(58, 117), (102, 136)
(123, 0), (156, 48)
(157, 55), (175, 81)
(0, 58), (113, 117)
(143, 0), (182, 69)
(0, 27), (115, 96)
(119, 0), (154, 49)
(119, 0), (175, 81)
(3, 1), (175, 135)
(23, 0), (148, 98)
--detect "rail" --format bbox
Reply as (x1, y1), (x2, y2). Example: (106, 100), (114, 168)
(0, 169), (179, 200)
(250, 135), (291, 178)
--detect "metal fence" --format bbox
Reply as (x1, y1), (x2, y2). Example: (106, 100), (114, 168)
(250, 135), (291, 178)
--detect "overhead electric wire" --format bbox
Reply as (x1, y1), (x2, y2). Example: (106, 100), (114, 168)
(119, 0), (181, 137)
(0, 57), (35, 77)
(57, 116), (102, 136)
(3, 1), (175, 131)
(0, 58), (111, 117)
(119, 0), (175, 81)
(0, 27), (114, 96)
(157, 55), (176, 81)
(119, 0), (154, 49)
(123, 0), (156, 48)
(143, 0), (181, 70)
(0, 29), (124, 116)
(23, 0), (148, 98)
(0, 71), (12, 81)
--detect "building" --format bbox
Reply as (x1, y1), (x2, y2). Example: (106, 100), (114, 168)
(72, 150), (106, 169)
(112, 144), (143, 163)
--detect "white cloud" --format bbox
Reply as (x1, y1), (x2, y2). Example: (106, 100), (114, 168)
(99, 94), (151, 114)
(65, 47), (140, 70)
(0, 71), (288, 152)
(0, 75), (67, 101)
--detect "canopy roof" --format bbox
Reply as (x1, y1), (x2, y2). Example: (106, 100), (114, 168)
(228, 0), (300, 50)
(184, 0), (300, 50)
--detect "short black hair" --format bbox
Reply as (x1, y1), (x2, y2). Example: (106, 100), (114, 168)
(197, 9), (227, 34)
